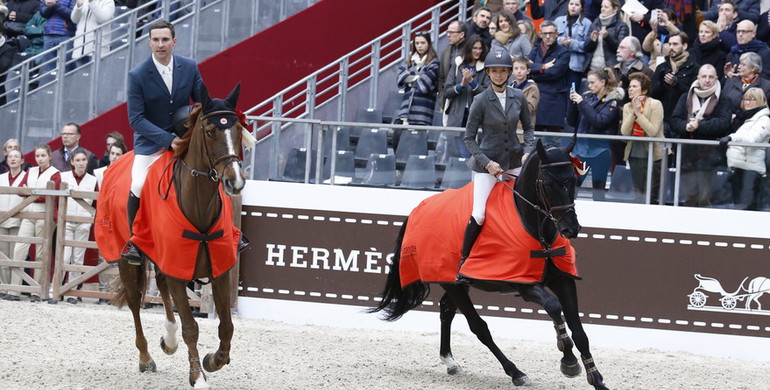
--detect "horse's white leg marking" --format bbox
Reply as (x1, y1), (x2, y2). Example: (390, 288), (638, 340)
(163, 319), (178, 349)
(223, 129), (245, 189)
(440, 354), (462, 374)
(192, 373), (210, 390)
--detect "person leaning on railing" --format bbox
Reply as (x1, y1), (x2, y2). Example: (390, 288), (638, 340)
(620, 72), (666, 203)
(719, 87), (770, 211)
(0, 149), (26, 299)
(5, 144), (61, 302)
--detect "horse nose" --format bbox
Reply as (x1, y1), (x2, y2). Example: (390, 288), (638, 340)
(560, 224), (581, 239)
(223, 178), (245, 196)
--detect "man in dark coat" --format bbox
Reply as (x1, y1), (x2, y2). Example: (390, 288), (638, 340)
(465, 7), (492, 48)
(438, 20), (466, 113)
(50, 123), (99, 173)
(723, 20), (770, 80)
(529, 0), (568, 22)
(702, 0), (760, 24)
(612, 36), (654, 102)
(651, 32), (699, 137)
(527, 20), (570, 144)
(669, 64), (732, 207)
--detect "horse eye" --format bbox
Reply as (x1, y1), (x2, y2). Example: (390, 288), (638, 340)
(206, 129), (216, 138)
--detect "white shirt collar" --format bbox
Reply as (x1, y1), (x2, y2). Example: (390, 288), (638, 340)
(152, 55), (174, 74)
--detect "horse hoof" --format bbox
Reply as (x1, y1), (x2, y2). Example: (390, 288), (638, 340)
(203, 352), (230, 373)
(160, 336), (178, 355)
(139, 360), (157, 373)
(512, 374), (533, 386)
(560, 360), (581, 377)
(446, 365), (461, 375)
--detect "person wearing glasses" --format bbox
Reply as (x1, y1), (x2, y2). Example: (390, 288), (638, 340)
(719, 87), (770, 210)
(438, 20), (467, 115)
(396, 31), (439, 127)
(722, 52), (770, 115)
(50, 123), (99, 174)
(723, 19), (770, 80)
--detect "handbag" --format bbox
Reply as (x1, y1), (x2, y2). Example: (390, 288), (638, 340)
(3, 21), (26, 35)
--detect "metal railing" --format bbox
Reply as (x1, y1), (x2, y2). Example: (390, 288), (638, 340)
(243, 113), (770, 211)
(242, 0), (468, 179)
(1, 0), (319, 152)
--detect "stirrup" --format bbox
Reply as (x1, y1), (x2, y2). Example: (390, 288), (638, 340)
(123, 243), (142, 266)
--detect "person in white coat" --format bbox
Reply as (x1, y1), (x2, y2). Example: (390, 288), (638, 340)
(70, 0), (115, 67)
(0, 149), (25, 296)
(59, 149), (98, 303)
(720, 87), (770, 210)
(92, 141), (125, 303)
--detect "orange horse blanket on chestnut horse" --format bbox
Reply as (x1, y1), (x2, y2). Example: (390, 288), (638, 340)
(399, 181), (577, 288)
(94, 151), (240, 281)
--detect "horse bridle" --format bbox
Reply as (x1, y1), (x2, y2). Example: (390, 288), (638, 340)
(503, 160), (577, 227)
(179, 109), (243, 182)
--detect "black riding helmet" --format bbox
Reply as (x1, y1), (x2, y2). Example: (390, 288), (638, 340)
(484, 50), (513, 69)
(171, 105), (194, 138)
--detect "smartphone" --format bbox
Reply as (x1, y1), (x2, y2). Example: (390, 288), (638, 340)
(571, 82), (576, 92)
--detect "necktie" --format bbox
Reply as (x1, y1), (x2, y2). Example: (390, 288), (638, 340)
(162, 66), (172, 94)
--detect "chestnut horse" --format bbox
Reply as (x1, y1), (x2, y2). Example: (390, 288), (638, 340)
(371, 138), (610, 389)
(95, 83), (246, 389)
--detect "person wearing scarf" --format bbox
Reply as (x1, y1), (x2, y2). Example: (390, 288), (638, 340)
(585, 0), (628, 71)
(490, 10), (531, 58)
(650, 32), (699, 136)
(719, 87), (770, 210)
(642, 9), (682, 71)
(722, 52), (770, 115)
(690, 21), (727, 80)
(621, 72), (666, 204)
(396, 32), (440, 126)
(724, 20), (770, 80)
(669, 65), (732, 207)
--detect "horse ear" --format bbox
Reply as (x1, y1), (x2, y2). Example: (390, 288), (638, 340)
(535, 139), (548, 162)
(199, 83), (212, 109)
(225, 82), (241, 109)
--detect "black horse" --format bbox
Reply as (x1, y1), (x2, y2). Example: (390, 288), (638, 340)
(370, 137), (609, 390)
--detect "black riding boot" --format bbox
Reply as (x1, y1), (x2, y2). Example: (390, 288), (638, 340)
(123, 193), (142, 265)
(458, 217), (483, 269)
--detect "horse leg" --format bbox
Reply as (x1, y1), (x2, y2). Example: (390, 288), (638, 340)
(156, 272), (179, 355)
(441, 283), (531, 386)
(516, 283), (580, 377)
(438, 289), (461, 375)
(548, 275), (609, 390)
(203, 274), (233, 373)
(118, 261), (156, 372)
(167, 278), (209, 389)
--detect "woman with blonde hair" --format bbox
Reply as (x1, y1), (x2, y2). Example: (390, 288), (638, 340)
(620, 72), (665, 203)
(517, 19), (537, 45)
(689, 20), (727, 80)
(720, 87), (770, 210)
(6, 144), (60, 301)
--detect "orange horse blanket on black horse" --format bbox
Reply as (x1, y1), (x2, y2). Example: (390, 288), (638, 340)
(94, 151), (240, 281)
(399, 181), (577, 288)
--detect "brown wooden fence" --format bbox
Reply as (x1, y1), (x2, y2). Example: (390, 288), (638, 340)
(0, 182), (243, 312)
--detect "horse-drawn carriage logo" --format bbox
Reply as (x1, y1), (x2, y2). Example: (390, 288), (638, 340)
(687, 274), (770, 314)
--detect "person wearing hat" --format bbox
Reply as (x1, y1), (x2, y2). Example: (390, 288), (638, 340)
(124, 19), (203, 265)
(459, 48), (535, 266)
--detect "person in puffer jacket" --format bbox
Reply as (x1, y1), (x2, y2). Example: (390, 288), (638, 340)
(719, 87), (770, 210)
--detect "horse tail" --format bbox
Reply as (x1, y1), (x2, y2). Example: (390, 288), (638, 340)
(111, 260), (149, 309)
(369, 217), (430, 321)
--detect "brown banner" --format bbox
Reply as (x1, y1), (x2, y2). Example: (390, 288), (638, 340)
(239, 205), (770, 338)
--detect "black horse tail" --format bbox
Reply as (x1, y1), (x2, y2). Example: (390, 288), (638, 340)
(369, 217), (430, 321)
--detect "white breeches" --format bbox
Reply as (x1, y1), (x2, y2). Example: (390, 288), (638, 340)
(130, 150), (165, 197)
(471, 167), (521, 225)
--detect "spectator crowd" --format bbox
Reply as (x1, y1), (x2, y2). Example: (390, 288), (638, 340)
(395, 0), (770, 208)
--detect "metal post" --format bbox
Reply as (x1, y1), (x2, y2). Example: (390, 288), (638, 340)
(90, 29), (104, 119)
(644, 140), (653, 205)
(369, 41), (381, 109)
(338, 58), (349, 122)
(673, 143), (683, 207)
(17, 62), (30, 144)
(220, 0), (229, 52)
(54, 45), (67, 133)
(191, 0), (201, 60)
(270, 96), (283, 179)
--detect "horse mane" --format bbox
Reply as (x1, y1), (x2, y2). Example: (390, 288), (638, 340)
(173, 103), (203, 159)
